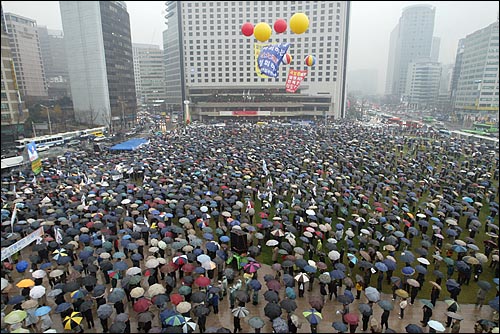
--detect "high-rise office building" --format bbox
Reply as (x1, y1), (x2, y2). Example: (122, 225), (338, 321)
(37, 27), (70, 99)
(1, 6), (29, 143)
(404, 59), (441, 110)
(132, 43), (166, 111)
(385, 5), (435, 100)
(3, 12), (48, 102)
(452, 20), (499, 116)
(163, 1), (350, 120)
(60, 1), (136, 129)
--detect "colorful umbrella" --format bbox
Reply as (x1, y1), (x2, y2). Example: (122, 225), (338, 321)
(63, 312), (84, 330)
(303, 309), (323, 325)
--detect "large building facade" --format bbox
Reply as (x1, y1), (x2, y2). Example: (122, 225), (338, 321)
(452, 19), (499, 118)
(404, 59), (441, 110)
(385, 5), (435, 100)
(59, 1), (136, 129)
(37, 27), (71, 100)
(132, 43), (166, 111)
(163, 1), (350, 120)
(3, 12), (48, 103)
(1, 8), (29, 143)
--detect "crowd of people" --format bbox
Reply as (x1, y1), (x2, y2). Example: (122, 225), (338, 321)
(0, 120), (499, 333)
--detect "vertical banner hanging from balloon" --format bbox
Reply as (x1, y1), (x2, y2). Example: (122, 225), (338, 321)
(254, 43), (269, 78)
(257, 43), (290, 78)
(285, 69), (308, 93)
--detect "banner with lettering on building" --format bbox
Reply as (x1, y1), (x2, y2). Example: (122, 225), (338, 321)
(257, 43), (290, 78)
(254, 43), (269, 78)
(285, 69), (308, 93)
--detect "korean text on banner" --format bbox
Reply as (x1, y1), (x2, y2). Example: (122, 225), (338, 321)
(1, 227), (44, 261)
(257, 43), (290, 78)
(254, 43), (269, 78)
(285, 69), (308, 93)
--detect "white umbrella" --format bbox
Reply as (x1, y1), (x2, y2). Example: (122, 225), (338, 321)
(328, 250), (340, 261)
(266, 240), (279, 247)
(417, 258), (430, 265)
(428, 320), (445, 332)
(305, 209), (316, 216)
(32, 270), (47, 279)
(126, 267), (142, 276)
(30, 286), (46, 299)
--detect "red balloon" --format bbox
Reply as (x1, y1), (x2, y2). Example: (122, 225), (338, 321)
(241, 22), (254, 37)
(274, 19), (287, 33)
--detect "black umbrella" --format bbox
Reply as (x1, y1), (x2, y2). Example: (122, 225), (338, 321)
(358, 303), (372, 316)
(152, 294), (169, 306)
(82, 276), (97, 286)
(235, 290), (250, 303)
(79, 300), (94, 313)
(264, 302), (282, 320)
(279, 298), (297, 313)
(405, 324), (424, 333)
(109, 321), (127, 333)
(191, 291), (207, 303)
(264, 290), (279, 303)
(63, 281), (80, 293)
(193, 304), (211, 317)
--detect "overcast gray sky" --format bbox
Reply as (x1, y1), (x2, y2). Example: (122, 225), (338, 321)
(2, 1), (499, 93)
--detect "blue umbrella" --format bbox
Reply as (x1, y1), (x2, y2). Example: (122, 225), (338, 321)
(285, 287), (296, 299)
(399, 252), (415, 263)
(383, 259), (397, 271)
(334, 263), (346, 272)
(16, 260), (29, 273)
(113, 252), (125, 259)
(330, 270), (345, 280)
(462, 197), (473, 203)
(220, 236), (230, 243)
(7, 295), (25, 305)
(248, 279), (262, 291)
(332, 321), (348, 332)
(489, 296), (499, 311)
(451, 244), (467, 253)
(114, 261), (128, 271)
(303, 265), (317, 273)
(131, 253), (143, 261)
(79, 250), (93, 260)
(446, 229), (458, 237)
(415, 265), (427, 275)
(375, 262), (388, 272)
(205, 242), (219, 252)
(194, 267), (206, 274)
(55, 302), (72, 313)
(402, 266), (415, 276)
(35, 306), (52, 316)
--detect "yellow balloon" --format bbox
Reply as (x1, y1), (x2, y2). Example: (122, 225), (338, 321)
(290, 13), (309, 34)
(254, 22), (272, 42)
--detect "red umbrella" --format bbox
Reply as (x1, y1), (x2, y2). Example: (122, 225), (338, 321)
(344, 313), (359, 325)
(194, 276), (211, 288)
(181, 263), (196, 273)
(266, 280), (281, 291)
(170, 293), (184, 305)
(133, 298), (152, 313)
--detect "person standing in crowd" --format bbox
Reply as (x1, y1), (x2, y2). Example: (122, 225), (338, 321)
(421, 304), (433, 327)
(399, 298), (408, 319)
(380, 309), (390, 330)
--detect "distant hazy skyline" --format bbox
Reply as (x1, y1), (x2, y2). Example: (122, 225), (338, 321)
(2, 1), (498, 94)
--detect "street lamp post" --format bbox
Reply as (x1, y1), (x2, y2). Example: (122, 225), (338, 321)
(40, 104), (52, 135)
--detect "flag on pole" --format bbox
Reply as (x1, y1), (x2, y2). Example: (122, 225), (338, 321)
(32, 175), (37, 185)
(143, 214), (150, 227)
(246, 200), (254, 213)
(54, 227), (63, 244)
(10, 205), (18, 234)
(262, 159), (269, 176)
(81, 194), (86, 207)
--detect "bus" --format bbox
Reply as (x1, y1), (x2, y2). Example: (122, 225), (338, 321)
(473, 122), (498, 134)
(15, 134), (65, 151)
(83, 126), (107, 137)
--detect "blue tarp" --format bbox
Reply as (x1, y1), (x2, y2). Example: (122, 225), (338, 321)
(109, 138), (150, 151)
